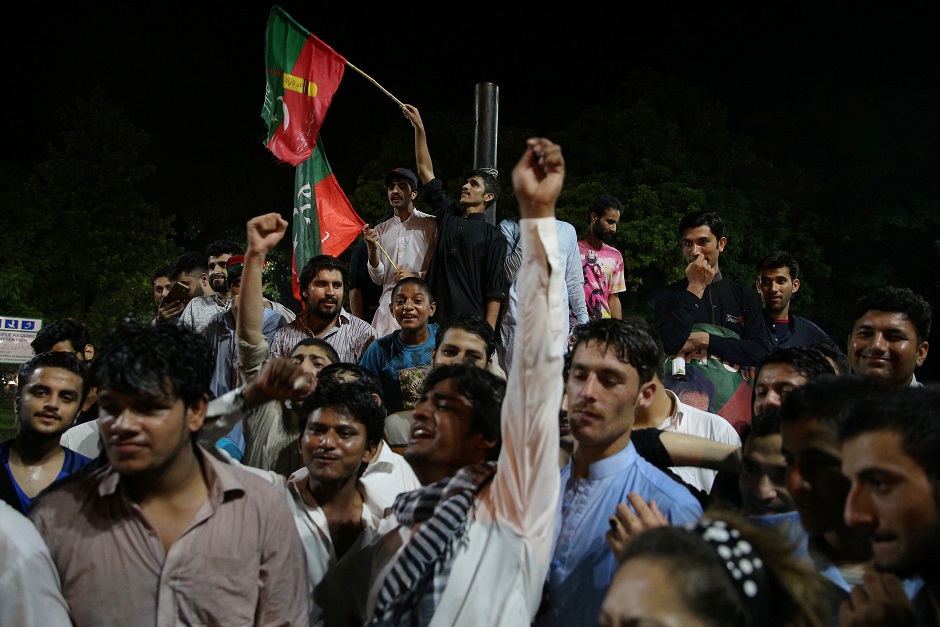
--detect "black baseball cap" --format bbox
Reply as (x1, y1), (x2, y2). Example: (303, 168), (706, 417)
(384, 167), (418, 192)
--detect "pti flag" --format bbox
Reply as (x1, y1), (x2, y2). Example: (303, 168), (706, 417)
(292, 137), (365, 301)
(261, 5), (345, 165)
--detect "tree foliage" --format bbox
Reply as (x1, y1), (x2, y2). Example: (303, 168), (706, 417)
(0, 88), (179, 340)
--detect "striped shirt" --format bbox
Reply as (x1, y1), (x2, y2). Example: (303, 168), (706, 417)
(269, 308), (376, 364)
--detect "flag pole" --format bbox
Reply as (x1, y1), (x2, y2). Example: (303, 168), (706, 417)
(345, 61), (404, 107)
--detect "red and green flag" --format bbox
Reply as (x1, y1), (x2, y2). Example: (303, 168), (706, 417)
(291, 137), (365, 301)
(261, 5), (345, 165)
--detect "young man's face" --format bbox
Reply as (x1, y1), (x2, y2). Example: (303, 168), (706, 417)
(842, 429), (940, 577)
(432, 328), (490, 369)
(757, 266), (799, 317)
(98, 387), (206, 477)
(300, 406), (375, 483)
(848, 310), (928, 388)
(304, 269), (345, 321)
(680, 225), (726, 269)
(739, 432), (795, 516)
(15, 366), (84, 438)
(153, 275), (172, 305)
(589, 208), (620, 244)
(781, 417), (849, 534)
(391, 283), (435, 332)
(386, 177), (416, 212)
(458, 176), (491, 212)
(753, 363), (808, 416)
(290, 345), (336, 399)
(406, 377), (493, 477)
(207, 254), (233, 294)
(565, 340), (652, 455)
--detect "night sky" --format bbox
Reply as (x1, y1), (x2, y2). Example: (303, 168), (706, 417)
(3, 3), (934, 211)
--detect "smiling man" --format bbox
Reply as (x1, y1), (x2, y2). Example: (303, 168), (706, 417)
(329, 137), (567, 626)
(178, 239), (244, 334)
(847, 285), (931, 389)
(1, 351), (93, 514)
(269, 253), (375, 364)
(840, 384), (940, 626)
(28, 319), (308, 626)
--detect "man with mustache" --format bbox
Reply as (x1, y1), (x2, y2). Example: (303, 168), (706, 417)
(29, 319), (309, 626)
(361, 167), (437, 338)
(536, 316), (703, 627)
(178, 239), (243, 334)
(847, 285), (931, 389)
(1, 351), (95, 514)
(578, 194), (625, 321)
(402, 104), (508, 330)
(269, 253), (376, 364)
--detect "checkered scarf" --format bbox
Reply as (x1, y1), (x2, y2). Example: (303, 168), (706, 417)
(367, 462), (497, 627)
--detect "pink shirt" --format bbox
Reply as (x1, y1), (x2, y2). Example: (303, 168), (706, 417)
(577, 240), (625, 321)
(29, 447), (309, 627)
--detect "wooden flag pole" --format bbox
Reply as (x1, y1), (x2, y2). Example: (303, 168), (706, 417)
(345, 61), (404, 108)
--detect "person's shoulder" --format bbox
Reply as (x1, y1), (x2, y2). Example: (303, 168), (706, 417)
(208, 453), (287, 501)
(29, 464), (105, 517)
(346, 312), (377, 333)
(632, 449), (703, 506)
(792, 313), (828, 333)
(678, 402), (742, 444)
(555, 219), (578, 238)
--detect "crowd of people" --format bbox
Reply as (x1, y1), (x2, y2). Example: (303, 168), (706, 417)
(2, 112), (938, 627)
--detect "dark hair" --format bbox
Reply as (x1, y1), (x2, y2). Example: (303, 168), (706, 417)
(809, 342), (850, 376)
(169, 251), (207, 280)
(838, 385), (940, 492)
(316, 362), (384, 404)
(757, 251), (799, 281)
(740, 407), (782, 447)
(16, 351), (90, 407)
(31, 318), (92, 355)
(151, 265), (171, 285)
(778, 374), (880, 429)
(290, 337), (341, 365)
(569, 317), (663, 386)
(588, 194), (624, 221)
(91, 318), (212, 407)
(618, 510), (827, 627)
(678, 210), (725, 241)
(664, 365), (717, 401)
(467, 168), (501, 208)
(757, 347), (835, 383)
(391, 276), (435, 303)
(299, 255), (348, 294)
(301, 377), (386, 448)
(422, 363), (505, 461)
(434, 313), (496, 359)
(206, 239), (243, 261)
(851, 286), (932, 342)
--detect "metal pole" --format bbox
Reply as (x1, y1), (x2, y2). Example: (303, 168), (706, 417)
(473, 82), (499, 225)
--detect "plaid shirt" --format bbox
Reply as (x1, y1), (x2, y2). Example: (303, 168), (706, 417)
(268, 308), (375, 363)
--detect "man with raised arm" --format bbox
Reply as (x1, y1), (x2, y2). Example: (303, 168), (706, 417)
(401, 104), (507, 329)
